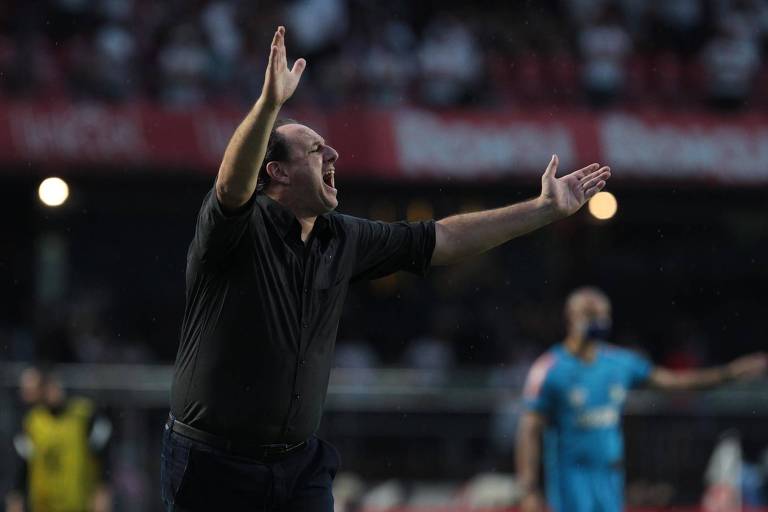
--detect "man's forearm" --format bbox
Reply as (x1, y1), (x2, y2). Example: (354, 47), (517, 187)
(651, 366), (730, 390)
(216, 96), (281, 209)
(516, 420), (542, 494)
(5, 491), (24, 512)
(432, 197), (561, 265)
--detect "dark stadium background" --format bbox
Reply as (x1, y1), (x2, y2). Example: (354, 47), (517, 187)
(1, 0), (767, 510)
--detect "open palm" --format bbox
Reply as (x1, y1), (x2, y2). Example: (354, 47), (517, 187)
(262, 26), (306, 107)
(540, 155), (611, 217)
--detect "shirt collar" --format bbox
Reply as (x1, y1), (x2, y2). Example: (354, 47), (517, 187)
(257, 194), (333, 243)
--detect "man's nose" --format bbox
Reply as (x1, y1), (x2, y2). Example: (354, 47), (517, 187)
(324, 145), (339, 163)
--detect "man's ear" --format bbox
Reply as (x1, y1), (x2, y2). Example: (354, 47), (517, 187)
(266, 161), (290, 185)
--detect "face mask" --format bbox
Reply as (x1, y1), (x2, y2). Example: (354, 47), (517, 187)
(584, 319), (612, 341)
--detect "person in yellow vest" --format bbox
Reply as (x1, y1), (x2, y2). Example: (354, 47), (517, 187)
(5, 369), (112, 512)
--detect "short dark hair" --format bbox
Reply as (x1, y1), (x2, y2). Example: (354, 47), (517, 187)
(256, 118), (301, 192)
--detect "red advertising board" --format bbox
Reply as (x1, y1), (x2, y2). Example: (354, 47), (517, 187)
(1, 101), (766, 184)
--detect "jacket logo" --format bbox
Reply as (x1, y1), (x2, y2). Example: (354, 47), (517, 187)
(568, 387), (587, 408)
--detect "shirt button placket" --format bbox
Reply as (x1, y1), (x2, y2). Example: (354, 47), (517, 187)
(292, 274), (312, 433)
(301, 277), (311, 331)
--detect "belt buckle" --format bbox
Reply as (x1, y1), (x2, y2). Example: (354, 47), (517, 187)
(261, 443), (289, 456)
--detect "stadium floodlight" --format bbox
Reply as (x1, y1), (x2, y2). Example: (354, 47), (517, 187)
(588, 191), (618, 220)
(38, 177), (70, 207)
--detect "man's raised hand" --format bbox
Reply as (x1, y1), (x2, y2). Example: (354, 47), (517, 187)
(539, 154), (611, 218)
(262, 26), (306, 107)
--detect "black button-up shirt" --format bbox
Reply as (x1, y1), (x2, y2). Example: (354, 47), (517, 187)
(171, 190), (436, 443)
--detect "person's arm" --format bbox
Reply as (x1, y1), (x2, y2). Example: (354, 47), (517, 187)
(215, 26), (306, 211)
(516, 354), (557, 512)
(4, 491), (24, 512)
(6, 433), (31, 512)
(80, 411), (113, 512)
(348, 217), (435, 282)
(648, 352), (767, 391)
(515, 411), (547, 512)
(432, 155), (610, 265)
(91, 485), (112, 512)
(87, 413), (112, 454)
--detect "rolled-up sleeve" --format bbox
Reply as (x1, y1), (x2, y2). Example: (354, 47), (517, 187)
(192, 188), (256, 263)
(348, 217), (436, 281)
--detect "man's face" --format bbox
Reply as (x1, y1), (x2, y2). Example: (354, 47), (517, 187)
(277, 124), (339, 215)
(568, 291), (612, 336)
(19, 368), (43, 405)
(44, 378), (65, 408)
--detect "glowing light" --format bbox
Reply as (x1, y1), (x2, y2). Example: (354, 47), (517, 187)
(588, 191), (617, 220)
(38, 177), (70, 207)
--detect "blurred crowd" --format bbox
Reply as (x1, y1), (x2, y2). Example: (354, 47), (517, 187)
(1, 0), (767, 111)
(0, 237), (722, 374)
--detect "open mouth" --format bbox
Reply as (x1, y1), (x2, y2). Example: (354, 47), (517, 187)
(322, 169), (336, 191)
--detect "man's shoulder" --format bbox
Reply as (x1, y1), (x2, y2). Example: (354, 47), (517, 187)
(328, 212), (367, 225)
(67, 397), (95, 418)
(599, 343), (646, 364)
(326, 212), (378, 234)
(24, 405), (48, 425)
(524, 349), (564, 396)
(196, 188), (263, 229)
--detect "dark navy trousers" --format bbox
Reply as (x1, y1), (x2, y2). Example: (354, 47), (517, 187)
(160, 421), (339, 511)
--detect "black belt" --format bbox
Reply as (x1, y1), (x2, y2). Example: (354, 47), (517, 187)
(167, 416), (307, 461)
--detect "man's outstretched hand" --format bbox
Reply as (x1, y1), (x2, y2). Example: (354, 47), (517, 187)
(262, 26), (306, 107)
(538, 154), (611, 218)
(726, 352), (768, 381)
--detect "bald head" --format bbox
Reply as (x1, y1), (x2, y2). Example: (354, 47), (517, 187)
(275, 123), (323, 149)
(565, 287), (612, 339)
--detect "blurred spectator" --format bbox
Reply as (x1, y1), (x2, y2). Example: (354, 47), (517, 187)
(0, 0), (766, 111)
(402, 307), (457, 384)
(334, 338), (379, 387)
(403, 334), (455, 371)
(91, 23), (139, 101)
(7, 33), (63, 99)
(362, 21), (417, 105)
(201, 1), (242, 94)
(578, 4), (632, 107)
(333, 472), (366, 512)
(646, 0), (706, 54)
(715, 0), (768, 44)
(702, 20), (760, 110)
(417, 15), (483, 106)
(6, 370), (113, 512)
(157, 23), (211, 106)
(98, 0), (134, 23)
(17, 366), (45, 410)
(285, 0), (348, 57)
(67, 289), (117, 363)
(335, 338), (379, 369)
(564, 0), (610, 27)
